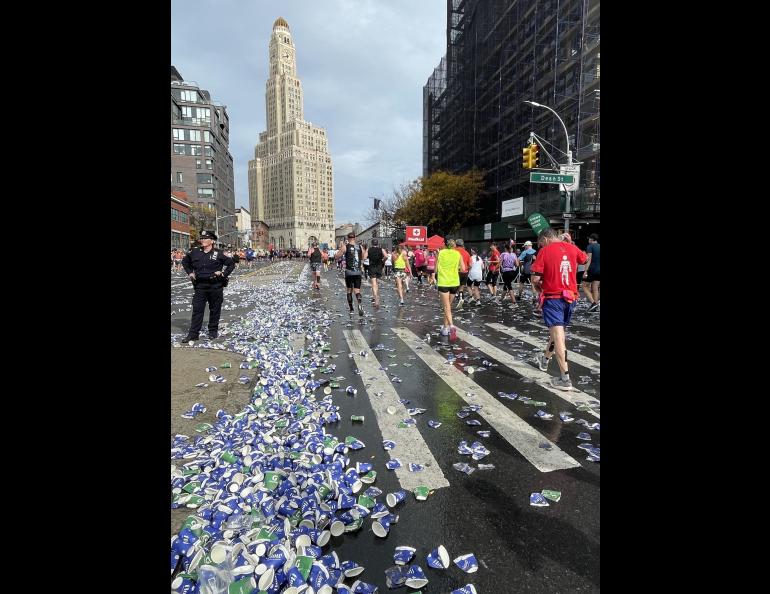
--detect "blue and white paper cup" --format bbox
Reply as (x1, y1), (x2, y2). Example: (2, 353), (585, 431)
(372, 515), (392, 538)
(405, 564), (429, 588)
(427, 545), (450, 569)
(340, 559), (365, 577)
(451, 585), (478, 594)
(453, 553), (479, 573)
(393, 546), (416, 565)
(329, 519), (346, 537)
(386, 459), (402, 470)
(386, 490), (406, 508)
(351, 580), (378, 594)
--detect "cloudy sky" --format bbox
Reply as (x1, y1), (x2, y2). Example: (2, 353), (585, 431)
(172, 0), (446, 226)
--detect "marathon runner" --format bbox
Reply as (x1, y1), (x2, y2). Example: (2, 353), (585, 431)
(499, 244), (519, 306)
(426, 249), (437, 287)
(454, 238), (472, 309)
(582, 233), (600, 313)
(467, 247), (485, 305)
(436, 239), (466, 340)
(413, 246), (427, 285)
(367, 238), (386, 307)
(485, 241), (501, 300)
(531, 228), (587, 391)
(517, 240), (537, 303)
(308, 241), (323, 290)
(392, 245), (411, 306)
(335, 233), (367, 316)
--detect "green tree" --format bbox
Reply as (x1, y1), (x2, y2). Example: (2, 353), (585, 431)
(189, 204), (216, 243)
(394, 170), (485, 237)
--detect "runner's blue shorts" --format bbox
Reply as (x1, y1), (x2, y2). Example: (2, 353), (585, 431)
(542, 298), (575, 328)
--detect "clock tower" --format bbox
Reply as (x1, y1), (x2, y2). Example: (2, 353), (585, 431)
(248, 17), (336, 250)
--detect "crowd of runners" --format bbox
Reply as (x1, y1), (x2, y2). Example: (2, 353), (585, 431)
(305, 230), (600, 392)
(171, 245), (322, 274)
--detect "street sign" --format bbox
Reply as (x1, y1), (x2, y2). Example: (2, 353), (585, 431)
(559, 164), (580, 192)
(530, 172), (574, 184)
(483, 223), (492, 240)
(562, 213), (575, 219)
(501, 197), (523, 218)
(527, 212), (550, 235)
(405, 226), (427, 245)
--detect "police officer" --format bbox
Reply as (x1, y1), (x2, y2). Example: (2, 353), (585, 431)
(181, 230), (235, 342)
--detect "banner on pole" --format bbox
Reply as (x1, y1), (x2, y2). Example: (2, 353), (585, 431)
(527, 212), (550, 235)
(405, 226), (427, 244)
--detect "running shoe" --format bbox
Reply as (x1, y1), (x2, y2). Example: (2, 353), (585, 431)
(358, 302), (364, 316)
(474, 299), (482, 306)
(440, 326), (450, 336)
(449, 326), (458, 341)
(587, 303), (598, 313)
(536, 353), (550, 371)
(456, 296), (464, 310)
(550, 376), (573, 391)
(399, 300), (405, 306)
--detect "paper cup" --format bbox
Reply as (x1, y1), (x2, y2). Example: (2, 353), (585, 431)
(386, 490), (406, 507)
(330, 520), (345, 537)
(257, 566), (275, 591)
(405, 564), (429, 588)
(427, 545), (450, 569)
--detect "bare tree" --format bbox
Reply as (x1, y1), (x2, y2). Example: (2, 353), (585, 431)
(189, 204), (216, 243)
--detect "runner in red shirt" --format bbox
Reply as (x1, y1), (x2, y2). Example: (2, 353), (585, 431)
(530, 227), (588, 391)
(485, 242), (501, 299)
(454, 239), (472, 308)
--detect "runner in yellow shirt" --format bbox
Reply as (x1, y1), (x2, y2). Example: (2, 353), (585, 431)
(436, 239), (467, 340)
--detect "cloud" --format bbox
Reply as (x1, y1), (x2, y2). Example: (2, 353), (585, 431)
(172, 0), (445, 224)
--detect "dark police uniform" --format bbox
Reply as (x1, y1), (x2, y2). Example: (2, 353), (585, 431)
(181, 231), (235, 340)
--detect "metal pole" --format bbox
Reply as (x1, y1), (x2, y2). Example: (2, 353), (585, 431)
(215, 207), (219, 246)
(526, 101), (573, 232)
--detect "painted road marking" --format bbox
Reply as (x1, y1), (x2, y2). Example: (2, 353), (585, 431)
(343, 329), (449, 491)
(392, 327), (581, 473)
(453, 326), (600, 419)
(518, 320), (601, 348)
(485, 323), (600, 373)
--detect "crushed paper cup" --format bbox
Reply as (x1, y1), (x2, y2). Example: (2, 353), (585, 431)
(426, 545), (450, 569)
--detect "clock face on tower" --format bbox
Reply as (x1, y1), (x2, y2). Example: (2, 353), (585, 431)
(284, 51), (290, 59)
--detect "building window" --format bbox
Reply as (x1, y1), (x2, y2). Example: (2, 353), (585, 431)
(181, 90), (198, 103)
(196, 159), (202, 169)
(198, 188), (215, 198)
(204, 130), (211, 142)
(205, 159), (213, 170)
(176, 172), (183, 183)
(181, 106), (193, 118)
(173, 128), (185, 141)
(171, 207), (179, 221)
(197, 107), (211, 121)
(197, 173), (212, 184)
(173, 144), (186, 155)
(191, 145), (202, 156)
(188, 130), (201, 142)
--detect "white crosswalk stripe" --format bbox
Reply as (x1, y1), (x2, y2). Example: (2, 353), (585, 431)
(391, 327), (581, 472)
(518, 321), (601, 348)
(485, 323), (601, 373)
(342, 329), (450, 491)
(452, 326), (600, 419)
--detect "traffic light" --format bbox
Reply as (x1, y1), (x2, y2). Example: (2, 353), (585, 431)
(531, 143), (540, 168)
(522, 146), (531, 169)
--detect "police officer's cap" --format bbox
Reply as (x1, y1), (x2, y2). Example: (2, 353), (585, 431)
(200, 230), (218, 240)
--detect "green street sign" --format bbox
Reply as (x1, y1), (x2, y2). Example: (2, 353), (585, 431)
(530, 172), (575, 184)
(527, 212), (550, 235)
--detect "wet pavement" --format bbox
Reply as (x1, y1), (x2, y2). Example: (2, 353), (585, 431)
(170, 263), (600, 592)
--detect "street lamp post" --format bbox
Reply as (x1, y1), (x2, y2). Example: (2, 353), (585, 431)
(214, 208), (238, 248)
(524, 100), (574, 232)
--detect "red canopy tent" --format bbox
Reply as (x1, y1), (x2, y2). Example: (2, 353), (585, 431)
(425, 235), (445, 251)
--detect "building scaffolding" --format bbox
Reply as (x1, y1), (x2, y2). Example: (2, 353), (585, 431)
(424, 0), (600, 226)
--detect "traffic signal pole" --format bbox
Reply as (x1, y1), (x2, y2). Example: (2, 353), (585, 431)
(524, 101), (574, 232)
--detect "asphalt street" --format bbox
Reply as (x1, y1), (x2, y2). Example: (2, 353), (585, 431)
(171, 261), (600, 593)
